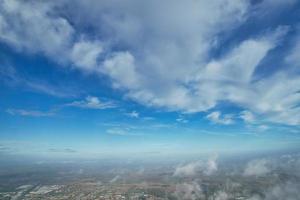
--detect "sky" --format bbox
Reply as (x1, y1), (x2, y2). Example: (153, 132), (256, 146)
(0, 0), (300, 158)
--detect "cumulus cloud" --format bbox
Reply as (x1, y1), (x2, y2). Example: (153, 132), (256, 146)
(0, 0), (300, 125)
(0, 0), (74, 60)
(244, 159), (270, 176)
(240, 110), (255, 123)
(206, 111), (234, 125)
(206, 155), (218, 175)
(70, 39), (103, 71)
(174, 161), (202, 177)
(66, 96), (115, 109)
(174, 155), (218, 177)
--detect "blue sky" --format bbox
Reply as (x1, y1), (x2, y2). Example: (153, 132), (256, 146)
(0, 0), (300, 158)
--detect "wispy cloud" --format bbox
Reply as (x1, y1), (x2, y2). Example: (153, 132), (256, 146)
(126, 110), (139, 118)
(6, 108), (54, 117)
(243, 159), (270, 176)
(66, 96), (116, 109)
(48, 148), (77, 153)
(106, 128), (129, 136)
(106, 127), (143, 136)
(176, 116), (189, 123)
(6, 96), (116, 118)
(0, 65), (77, 98)
(103, 121), (174, 136)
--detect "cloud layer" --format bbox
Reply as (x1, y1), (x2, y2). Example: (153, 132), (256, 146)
(0, 0), (300, 125)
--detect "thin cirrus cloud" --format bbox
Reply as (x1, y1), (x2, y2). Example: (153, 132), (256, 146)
(6, 96), (115, 117)
(0, 0), (299, 125)
(126, 111), (139, 118)
(65, 96), (116, 110)
(0, 65), (77, 98)
(6, 108), (54, 117)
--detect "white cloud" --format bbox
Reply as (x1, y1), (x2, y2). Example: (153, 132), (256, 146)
(106, 128), (129, 136)
(176, 117), (189, 123)
(0, 0), (74, 61)
(244, 159), (270, 176)
(206, 111), (234, 125)
(102, 51), (139, 89)
(126, 111), (139, 118)
(70, 39), (103, 71)
(246, 182), (300, 200)
(257, 125), (270, 132)
(6, 108), (54, 117)
(106, 126), (143, 136)
(67, 96), (115, 109)
(0, 0), (299, 126)
(206, 154), (218, 175)
(174, 155), (218, 177)
(240, 110), (255, 123)
(174, 161), (201, 177)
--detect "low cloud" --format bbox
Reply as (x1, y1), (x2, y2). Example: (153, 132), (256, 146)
(246, 182), (300, 200)
(244, 159), (270, 176)
(174, 161), (201, 177)
(174, 155), (218, 177)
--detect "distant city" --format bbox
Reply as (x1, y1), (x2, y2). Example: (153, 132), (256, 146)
(0, 151), (299, 199)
